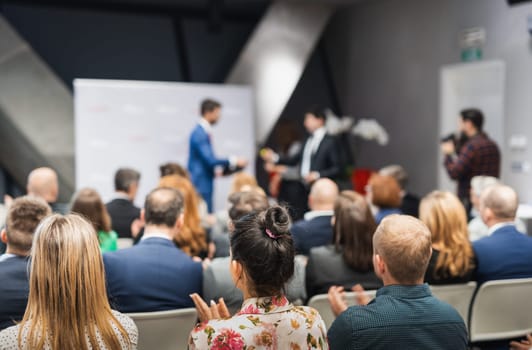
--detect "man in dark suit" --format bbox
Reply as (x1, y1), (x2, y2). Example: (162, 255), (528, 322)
(103, 187), (202, 313)
(105, 168), (141, 239)
(473, 184), (532, 285)
(0, 196), (51, 330)
(262, 106), (341, 220)
(291, 178), (338, 255)
(187, 99), (247, 212)
(379, 164), (420, 217)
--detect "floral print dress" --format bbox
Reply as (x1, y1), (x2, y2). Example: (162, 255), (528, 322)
(189, 295), (328, 350)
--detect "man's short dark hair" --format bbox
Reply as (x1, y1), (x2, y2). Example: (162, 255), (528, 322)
(460, 108), (484, 132)
(305, 105), (327, 121)
(228, 190), (269, 221)
(114, 168), (140, 192)
(144, 187), (184, 227)
(6, 196), (51, 253)
(201, 99), (221, 116)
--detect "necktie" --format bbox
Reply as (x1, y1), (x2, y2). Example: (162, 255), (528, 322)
(300, 135), (314, 177)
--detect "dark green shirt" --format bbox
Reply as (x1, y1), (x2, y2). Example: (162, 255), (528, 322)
(328, 284), (467, 349)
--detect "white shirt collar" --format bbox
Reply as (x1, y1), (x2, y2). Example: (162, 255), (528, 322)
(141, 232), (174, 242)
(112, 192), (131, 201)
(199, 118), (213, 134)
(0, 253), (17, 262)
(487, 221), (515, 235)
(311, 127), (326, 142)
(303, 210), (334, 221)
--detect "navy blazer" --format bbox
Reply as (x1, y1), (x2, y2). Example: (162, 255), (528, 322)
(187, 124), (229, 211)
(473, 224), (532, 284)
(103, 237), (202, 313)
(291, 215), (333, 255)
(0, 256), (30, 330)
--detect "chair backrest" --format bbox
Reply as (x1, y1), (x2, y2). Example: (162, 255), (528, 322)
(117, 238), (134, 250)
(469, 278), (532, 342)
(127, 308), (197, 350)
(308, 290), (377, 329)
(430, 282), (477, 326)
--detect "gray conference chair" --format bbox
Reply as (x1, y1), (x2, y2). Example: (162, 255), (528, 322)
(127, 308), (198, 350)
(469, 278), (532, 343)
(308, 290), (377, 329)
(430, 281), (477, 328)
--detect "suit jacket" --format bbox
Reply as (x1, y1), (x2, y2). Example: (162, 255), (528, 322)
(106, 198), (141, 238)
(401, 192), (420, 217)
(279, 134), (341, 180)
(103, 237), (202, 313)
(306, 245), (382, 300)
(291, 214), (333, 255)
(473, 224), (532, 284)
(187, 124), (230, 211)
(0, 256), (30, 330)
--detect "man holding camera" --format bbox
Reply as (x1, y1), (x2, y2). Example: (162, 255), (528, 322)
(441, 108), (500, 213)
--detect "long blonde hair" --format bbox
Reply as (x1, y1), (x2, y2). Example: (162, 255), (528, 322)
(19, 214), (132, 350)
(158, 175), (207, 256)
(419, 191), (475, 279)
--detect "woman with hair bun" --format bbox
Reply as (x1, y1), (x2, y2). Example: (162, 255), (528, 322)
(189, 206), (328, 349)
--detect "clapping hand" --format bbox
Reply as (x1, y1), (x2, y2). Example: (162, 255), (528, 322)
(190, 293), (231, 322)
(328, 286), (348, 317)
(510, 333), (532, 350)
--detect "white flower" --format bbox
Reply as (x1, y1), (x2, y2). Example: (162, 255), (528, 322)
(351, 119), (389, 146)
(324, 109), (354, 135)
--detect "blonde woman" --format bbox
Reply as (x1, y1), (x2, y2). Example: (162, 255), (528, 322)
(419, 191), (475, 284)
(0, 214), (137, 349)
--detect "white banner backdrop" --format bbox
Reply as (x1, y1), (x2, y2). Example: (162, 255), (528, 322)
(74, 79), (255, 211)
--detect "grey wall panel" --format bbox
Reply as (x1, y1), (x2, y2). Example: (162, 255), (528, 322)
(324, 0), (532, 199)
(226, 1), (336, 143)
(0, 14), (74, 201)
(2, 4), (182, 89)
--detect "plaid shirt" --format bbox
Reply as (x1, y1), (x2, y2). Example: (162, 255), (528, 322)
(444, 132), (500, 200)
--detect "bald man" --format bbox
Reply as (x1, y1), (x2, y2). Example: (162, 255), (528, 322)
(328, 215), (467, 349)
(473, 184), (532, 284)
(290, 178), (338, 255)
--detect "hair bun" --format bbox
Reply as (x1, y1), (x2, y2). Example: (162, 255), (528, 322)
(264, 206), (291, 237)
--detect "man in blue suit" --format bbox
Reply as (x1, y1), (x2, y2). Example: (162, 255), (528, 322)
(103, 187), (202, 313)
(473, 184), (532, 284)
(187, 99), (247, 212)
(0, 196), (51, 330)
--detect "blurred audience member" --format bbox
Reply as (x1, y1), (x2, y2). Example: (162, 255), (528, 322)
(327, 215), (467, 349)
(366, 174), (402, 224)
(291, 178), (338, 256)
(0, 214), (138, 349)
(71, 188), (118, 253)
(468, 176), (527, 241)
(189, 206), (327, 349)
(379, 164), (420, 217)
(106, 168), (141, 239)
(473, 184), (532, 284)
(419, 191), (475, 284)
(0, 196), (50, 330)
(158, 175), (208, 258)
(103, 188), (202, 312)
(306, 191), (381, 300)
(160, 162), (189, 178)
(26, 167), (65, 214)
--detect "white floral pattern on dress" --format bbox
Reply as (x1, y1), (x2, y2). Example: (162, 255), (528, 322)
(189, 295), (328, 350)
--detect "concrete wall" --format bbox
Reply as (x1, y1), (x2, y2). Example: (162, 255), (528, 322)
(324, 0), (532, 200)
